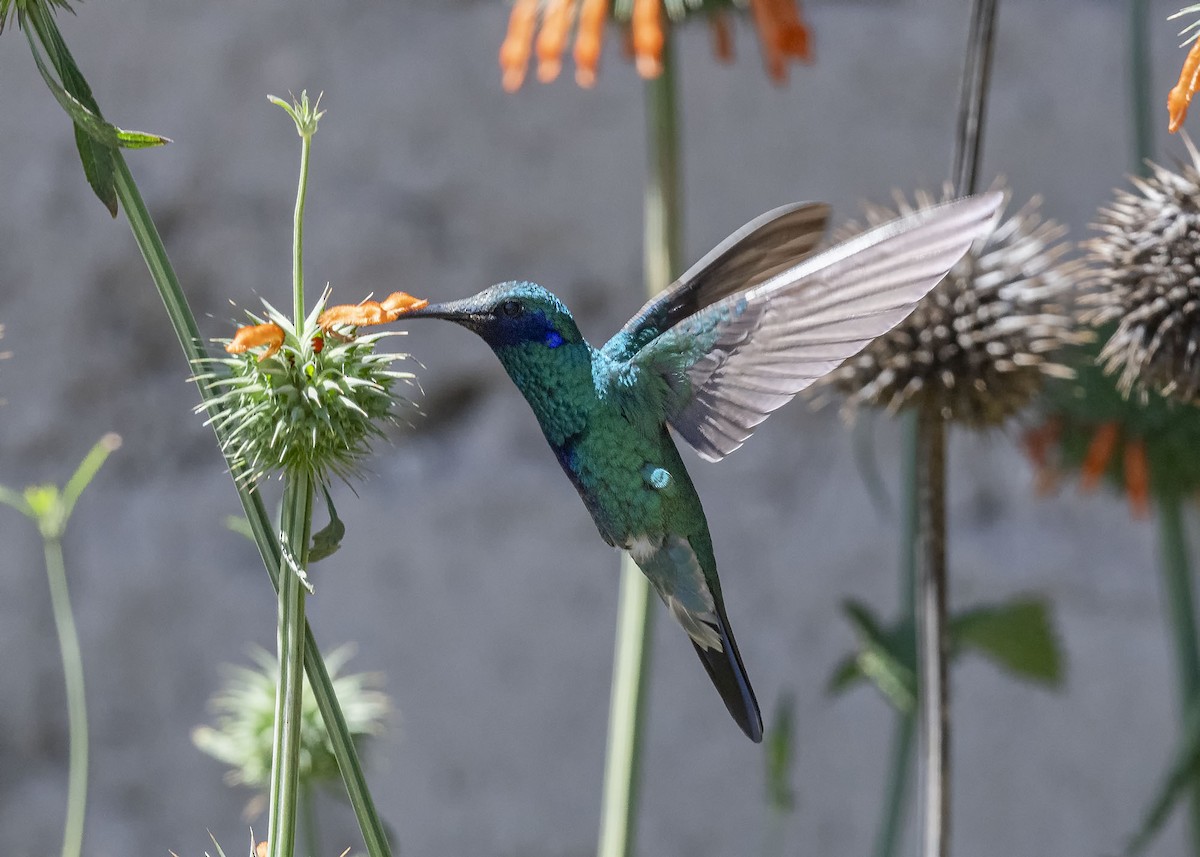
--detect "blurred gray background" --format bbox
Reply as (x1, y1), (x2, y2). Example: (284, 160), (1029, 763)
(0, 0), (1192, 854)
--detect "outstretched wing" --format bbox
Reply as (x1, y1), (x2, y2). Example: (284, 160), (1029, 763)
(603, 202), (830, 362)
(635, 192), (1005, 462)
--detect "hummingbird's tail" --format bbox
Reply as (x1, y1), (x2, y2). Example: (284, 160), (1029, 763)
(692, 603), (763, 743)
(632, 533), (763, 742)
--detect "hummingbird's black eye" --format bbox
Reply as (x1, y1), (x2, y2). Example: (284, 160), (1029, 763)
(500, 299), (523, 318)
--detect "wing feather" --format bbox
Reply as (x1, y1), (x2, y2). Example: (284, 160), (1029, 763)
(604, 202), (830, 361)
(637, 192), (1005, 461)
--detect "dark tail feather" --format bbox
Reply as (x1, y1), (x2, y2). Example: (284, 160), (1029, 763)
(693, 612), (762, 742)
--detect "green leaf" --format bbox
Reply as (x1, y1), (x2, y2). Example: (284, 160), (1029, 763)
(308, 484), (345, 563)
(953, 598), (1064, 686)
(829, 601), (917, 713)
(1125, 700), (1200, 855)
(225, 514), (255, 542)
(22, 7), (167, 216)
(828, 597), (1064, 712)
(28, 33), (169, 151)
(764, 694), (797, 815)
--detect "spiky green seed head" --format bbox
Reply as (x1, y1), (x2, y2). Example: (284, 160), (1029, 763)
(1082, 143), (1200, 404)
(192, 645), (391, 801)
(816, 187), (1089, 428)
(196, 294), (417, 486)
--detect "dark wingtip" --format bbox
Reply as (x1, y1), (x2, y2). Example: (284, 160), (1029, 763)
(692, 622), (763, 742)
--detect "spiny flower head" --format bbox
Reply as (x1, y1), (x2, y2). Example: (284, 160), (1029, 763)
(817, 188), (1088, 428)
(192, 645), (391, 800)
(499, 0), (812, 91)
(196, 292), (417, 486)
(1083, 139), (1200, 403)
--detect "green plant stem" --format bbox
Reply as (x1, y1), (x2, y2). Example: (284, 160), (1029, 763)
(915, 404), (949, 857)
(598, 554), (657, 857)
(596, 30), (682, 857)
(1129, 0), (1153, 175)
(871, 414), (920, 857)
(19, 15), (393, 856)
(44, 535), (87, 857)
(267, 473), (314, 857)
(1158, 487), (1200, 853)
(292, 131), (311, 324)
(912, 6), (997, 857)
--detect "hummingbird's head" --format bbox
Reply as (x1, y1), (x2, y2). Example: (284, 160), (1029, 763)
(403, 281), (584, 353)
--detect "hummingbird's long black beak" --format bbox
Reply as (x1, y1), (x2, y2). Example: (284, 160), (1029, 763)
(401, 298), (488, 331)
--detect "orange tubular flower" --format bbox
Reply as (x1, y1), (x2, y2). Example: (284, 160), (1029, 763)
(501, 0), (541, 92)
(1079, 422), (1120, 492)
(318, 292), (429, 332)
(1022, 418), (1062, 496)
(537, 0), (575, 82)
(573, 0), (609, 86)
(1124, 437), (1151, 517)
(631, 0), (664, 78)
(499, 0), (813, 90)
(710, 12), (734, 63)
(1170, 37), (1200, 133)
(225, 323), (286, 362)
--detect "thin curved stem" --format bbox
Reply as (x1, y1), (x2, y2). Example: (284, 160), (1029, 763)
(1157, 487), (1200, 853)
(596, 30), (681, 857)
(292, 132), (311, 323)
(872, 412), (920, 857)
(44, 536), (87, 857)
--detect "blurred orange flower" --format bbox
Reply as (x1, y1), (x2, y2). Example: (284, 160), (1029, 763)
(499, 0), (813, 91)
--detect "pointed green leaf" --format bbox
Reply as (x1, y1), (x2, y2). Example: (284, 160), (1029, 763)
(308, 485), (345, 563)
(0, 484), (34, 518)
(831, 601), (917, 713)
(22, 9), (167, 216)
(826, 654), (864, 695)
(28, 33), (169, 151)
(829, 597), (1062, 712)
(952, 598), (1064, 686)
(1124, 701), (1200, 855)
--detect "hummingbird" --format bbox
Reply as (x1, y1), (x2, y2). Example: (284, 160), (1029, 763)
(402, 192), (1003, 742)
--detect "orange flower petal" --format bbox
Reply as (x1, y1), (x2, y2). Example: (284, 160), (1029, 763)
(1170, 38), (1200, 133)
(710, 12), (734, 64)
(749, 0), (786, 83)
(1080, 422), (1120, 492)
(319, 301), (388, 330)
(1022, 418), (1062, 496)
(775, 0), (813, 63)
(226, 323), (285, 362)
(500, 0), (540, 92)
(379, 291), (429, 317)
(632, 0), (664, 79)
(1123, 437), (1151, 518)
(574, 0), (608, 87)
(537, 0), (576, 83)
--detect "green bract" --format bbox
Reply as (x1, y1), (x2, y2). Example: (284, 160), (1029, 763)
(192, 646), (391, 795)
(196, 294), (416, 485)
